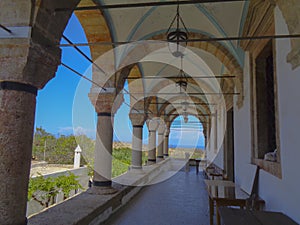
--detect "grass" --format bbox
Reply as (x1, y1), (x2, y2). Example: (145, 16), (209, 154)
(112, 147), (147, 178)
(169, 148), (205, 159)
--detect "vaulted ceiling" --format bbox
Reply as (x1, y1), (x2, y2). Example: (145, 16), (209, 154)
(75, 0), (249, 126)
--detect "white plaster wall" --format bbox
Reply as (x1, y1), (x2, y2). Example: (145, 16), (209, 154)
(213, 144), (224, 169)
(206, 108), (216, 164)
(233, 51), (257, 194)
(214, 105), (225, 169)
(233, 7), (300, 223)
(257, 7), (300, 222)
(209, 105), (225, 169)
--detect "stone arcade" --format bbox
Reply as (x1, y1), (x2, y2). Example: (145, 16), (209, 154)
(1, 0), (300, 224)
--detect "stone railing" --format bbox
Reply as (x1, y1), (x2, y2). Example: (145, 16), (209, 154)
(28, 158), (171, 225)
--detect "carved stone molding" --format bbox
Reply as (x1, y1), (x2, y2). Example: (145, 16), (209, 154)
(287, 48), (300, 69)
(240, 0), (275, 52)
(275, 0), (300, 69)
(242, 0), (300, 69)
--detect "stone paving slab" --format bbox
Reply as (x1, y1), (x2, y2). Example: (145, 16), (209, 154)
(104, 167), (210, 225)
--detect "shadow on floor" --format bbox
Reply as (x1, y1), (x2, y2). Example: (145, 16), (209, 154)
(103, 166), (210, 225)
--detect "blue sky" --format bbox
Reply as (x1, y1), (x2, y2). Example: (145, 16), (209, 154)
(35, 14), (205, 148)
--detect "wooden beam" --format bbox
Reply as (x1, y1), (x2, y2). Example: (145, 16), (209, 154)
(159, 113), (213, 116)
(148, 102), (216, 105)
(58, 34), (300, 47)
(126, 75), (236, 79)
(128, 92), (240, 95)
(0, 24), (12, 33)
(55, 0), (247, 11)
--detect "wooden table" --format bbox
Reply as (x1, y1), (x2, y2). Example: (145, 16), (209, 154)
(204, 180), (264, 225)
(195, 158), (201, 174)
(219, 207), (299, 225)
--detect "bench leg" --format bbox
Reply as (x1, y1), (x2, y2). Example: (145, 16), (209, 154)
(216, 201), (221, 225)
(209, 198), (214, 225)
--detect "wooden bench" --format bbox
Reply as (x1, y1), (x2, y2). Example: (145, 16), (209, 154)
(204, 163), (225, 180)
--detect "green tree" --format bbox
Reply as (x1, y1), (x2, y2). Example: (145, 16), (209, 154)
(75, 134), (95, 166)
(47, 135), (77, 164)
(111, 147), (147, 178)
(32, 127), (81, 164)
(31, 128), (150, 179)
(32, 127), (56, 161)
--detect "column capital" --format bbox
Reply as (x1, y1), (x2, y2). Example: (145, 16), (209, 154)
(89, 88), (124, 114)
(129, 112), (146, 127)
(146, 119), (159, 132)
(0, 41), (61, 89)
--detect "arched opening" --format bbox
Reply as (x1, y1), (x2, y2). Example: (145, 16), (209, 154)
(3, 1), (300, 224)
(29, 12), (95, 216)
(169, 115), (205, 160)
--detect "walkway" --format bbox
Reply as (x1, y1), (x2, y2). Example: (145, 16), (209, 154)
(104, 165), (210, 225)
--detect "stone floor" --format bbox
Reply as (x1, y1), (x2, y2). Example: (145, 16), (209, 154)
(104, 166), (210, 225)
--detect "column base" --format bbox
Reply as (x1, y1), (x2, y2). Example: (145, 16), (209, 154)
(88, 186), (118, 195)
(147, 159), (156, 165)
(129, 166), (145, 174)
(93, 180), (112, 187)
(130, 165), (143, 170)
(148, 159), (156, 162)
(163, 154), (169, 157)
(156, 156), (164, 162)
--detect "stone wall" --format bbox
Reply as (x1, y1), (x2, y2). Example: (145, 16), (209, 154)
(27, 166), (89, 217)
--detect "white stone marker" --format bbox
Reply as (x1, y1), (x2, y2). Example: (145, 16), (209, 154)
(74, 145), (82, 168)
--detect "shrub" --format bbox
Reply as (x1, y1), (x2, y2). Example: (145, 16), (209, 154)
(28, 172), (82, 207)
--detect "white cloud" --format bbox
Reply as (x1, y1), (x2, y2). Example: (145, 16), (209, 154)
(170, 128), (204, 139)
(58, 126), (96, 138)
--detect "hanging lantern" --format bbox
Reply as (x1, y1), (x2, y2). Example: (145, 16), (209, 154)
(184, 116), (188, 123)
(167, 30), (188, 57)
(175, 56), (188, 93)
(176, 78), (188, 92)
(183, 111), (188, 123)
(181, 101), (189, 111)
(166, 3), (189, 57)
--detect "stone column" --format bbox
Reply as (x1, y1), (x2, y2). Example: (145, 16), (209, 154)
(0, 82), (38, 225)
(89, 89), (123, 188)
(206, 125), (210, 150)
(0, 37), (60, 224)
(157, 122), (166, 161)
(147, 119), (159, 165)
(203, 126), (207, 148)
(129, 113), (146, 169)
(163, 129), (170, 157)
(93, 112), (114, 186)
